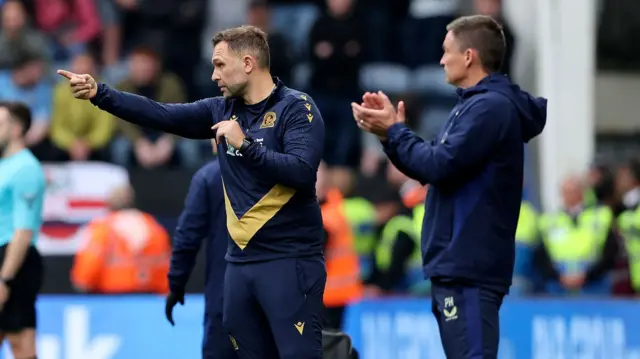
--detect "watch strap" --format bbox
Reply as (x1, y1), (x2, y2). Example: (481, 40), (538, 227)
(239, 137), (253, 153)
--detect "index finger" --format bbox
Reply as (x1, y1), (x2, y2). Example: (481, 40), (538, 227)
(56, 69), (76, 80)
(351, 102), (381, 116)
(211, 121), (226, 130)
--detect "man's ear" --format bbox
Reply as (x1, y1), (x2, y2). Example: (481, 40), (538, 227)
(464, 49), (474, 68)
(243, 55), (255, 73)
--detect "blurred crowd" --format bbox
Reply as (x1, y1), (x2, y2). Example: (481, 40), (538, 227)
(16, 0), (640, 301)
(0, 0), (514, 171)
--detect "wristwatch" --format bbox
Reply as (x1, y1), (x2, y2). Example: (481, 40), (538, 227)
(0, 277), (15, 289)
(239, 137), (254, 154)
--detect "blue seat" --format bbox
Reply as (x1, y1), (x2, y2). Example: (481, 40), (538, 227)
(359, 63), (411, 95)
(410, 65), (456, 98)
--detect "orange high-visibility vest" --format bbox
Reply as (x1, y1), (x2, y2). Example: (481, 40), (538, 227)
(71, 209), (171, 294)
(322, 189), (363, 307)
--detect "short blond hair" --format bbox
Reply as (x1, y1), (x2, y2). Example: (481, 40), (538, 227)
(212, 25), (270, 68)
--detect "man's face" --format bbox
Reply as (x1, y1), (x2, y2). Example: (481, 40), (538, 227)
(561, 178), (583, 209)
(129, 53), (159, 86)
(71, 54), (96, 75)
(616, 167), (635, 194)
(474, 0), (500, 16)
(247, 6), (269, 28)
(12, 60), (43, 88)
(327, 0), (352, 17)
(0, 108), (16, 152)
(211, 41), (250, 98)
(440, 31), (470, 86)
(1, 1), (25, 33)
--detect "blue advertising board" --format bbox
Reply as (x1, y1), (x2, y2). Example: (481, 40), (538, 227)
(344, 298), (640, 359)
(1, 295), (206, 359)
(2, 296), (640, 359)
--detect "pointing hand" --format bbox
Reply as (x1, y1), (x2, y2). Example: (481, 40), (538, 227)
(56, 69), (98, 100)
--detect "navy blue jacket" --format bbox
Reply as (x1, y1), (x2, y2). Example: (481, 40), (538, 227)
(168, 160), (227, 315)
(90, 78), (325, 262)
(383, 74), (547, 293)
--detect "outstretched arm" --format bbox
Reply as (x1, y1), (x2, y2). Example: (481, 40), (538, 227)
(57, 70), (218, 139)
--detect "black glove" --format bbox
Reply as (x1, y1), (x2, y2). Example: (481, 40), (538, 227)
(165, 290), (185, 326)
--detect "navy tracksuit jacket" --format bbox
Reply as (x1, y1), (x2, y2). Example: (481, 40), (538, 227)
(383, 73), (548, 294)
(90, 77), (327, 358)
(167, 159), (235, 358)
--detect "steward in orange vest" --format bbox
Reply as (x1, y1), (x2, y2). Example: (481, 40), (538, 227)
(321, 188), (363, 330)
(71, 186), (170, 294)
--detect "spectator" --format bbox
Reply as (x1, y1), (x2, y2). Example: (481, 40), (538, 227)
(50, 53), (115, 162)
(115, 0), (206, 100)
(0, 53), (52, 157)
(269, 0), (321, 59)
(403, 0), (458, 68)
(71, 185), (171, 294)
(585, 161), (617, 208)
(0, 0), (50, 70)
(95, 0), (124, 75)
(111, 46), (200, 169)
(309, 0), (364, 169)
(535, 175), (619, 296)
(33, 0), (102, 62)
(317, 161), (363, 330)
(366, 163), (427, 296)
(609, 159), (637, 296)
(472, 0), (515, 77)
(247, 0), (293, 85)
(616, 158), (640, 295)
(616, 158), (640, 212)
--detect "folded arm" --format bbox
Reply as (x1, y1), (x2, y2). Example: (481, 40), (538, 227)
(241, 100), (324, 190)
(90, 83), (217, 139)
(383, 97), (510, 185)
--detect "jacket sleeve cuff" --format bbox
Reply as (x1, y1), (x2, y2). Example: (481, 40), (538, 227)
(89, 83), (108, 106)
(167, 275), (186, 294)
(382, 123), (408, 151)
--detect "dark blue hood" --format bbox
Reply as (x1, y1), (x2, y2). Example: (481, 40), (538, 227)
(458, 74), (547, 143)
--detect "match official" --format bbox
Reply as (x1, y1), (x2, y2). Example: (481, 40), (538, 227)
(58, 25), (326, 359)
(165, 147), (236, 359)
(352, 15), (547, 358)
(0, 101), (46, 359)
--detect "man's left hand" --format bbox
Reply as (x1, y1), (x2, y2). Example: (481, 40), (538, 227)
(351, 91), (405, 137)
(165, 290), (185, 326)
(212, 120), (245, 149)
(0, 281), (10, 311)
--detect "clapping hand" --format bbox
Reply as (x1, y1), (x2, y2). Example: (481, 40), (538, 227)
(351, 91), (406, 138)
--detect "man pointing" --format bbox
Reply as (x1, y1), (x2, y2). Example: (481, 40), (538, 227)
(59, 25), (327, 359)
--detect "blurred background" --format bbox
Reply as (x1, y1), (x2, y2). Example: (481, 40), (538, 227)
(1, 0), (640, 357)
